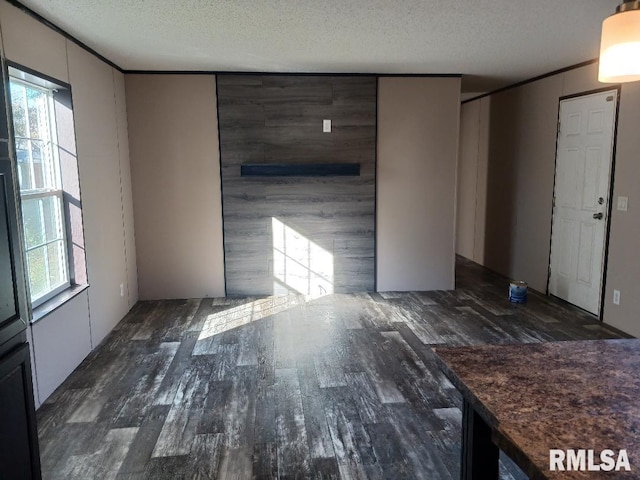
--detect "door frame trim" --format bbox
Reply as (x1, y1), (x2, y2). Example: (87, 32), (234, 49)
(546, 86), (621, 321)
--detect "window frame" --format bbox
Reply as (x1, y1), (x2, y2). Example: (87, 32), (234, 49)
(20, 189), (70, 307)
(7, 66), (78, 311)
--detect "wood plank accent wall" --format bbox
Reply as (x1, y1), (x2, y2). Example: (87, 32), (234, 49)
(217, 75), (376, 296)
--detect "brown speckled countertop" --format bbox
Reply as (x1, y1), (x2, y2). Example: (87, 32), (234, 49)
(434, 339), (640, 479)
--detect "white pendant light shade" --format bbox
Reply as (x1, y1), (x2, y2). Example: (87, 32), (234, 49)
(599, 7), (640, 83)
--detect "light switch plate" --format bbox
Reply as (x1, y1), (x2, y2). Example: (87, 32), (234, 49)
(617, 196), (629, 212)
(323, 119), (331, 133)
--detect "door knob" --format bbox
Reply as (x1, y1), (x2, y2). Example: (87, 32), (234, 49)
(593, 212), (603, 220)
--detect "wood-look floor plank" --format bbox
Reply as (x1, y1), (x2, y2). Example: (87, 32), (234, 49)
(237, 323), (259, 366)
(211, 343), (239, 380)
(113, 342), (179, 427)
(253, 442), (278, 480)
(37, 387), (89, 438)
(322, 387), (372, 479)
(256, 316), (276, 387)
(217, 446), (253, 480)
(151, 406), (199, 458)
(223, 367), (258, 449)
(197, 379), (232, 435)
(300, 386), (335, 460)
(117, 405), (170, 475)
(344, 372), (386, 425)
(310, 457), (341, 479)
(151, 358), (214, 457)
(347, 329), (406, 404)
(67, 353), (139, 423)
(40, 418), (99, 472)
(141, 455), (189, 480)
(273, 307), (303, 369)
(186, 298), (212, 332)
(161, 299), (201, 342)
(57, 427), (138, 480)
(386, 404), (453, 480)
(130, 302), (163, 341)
(153, 332), (199, 406)
(314, 350), (348, 388)
(274, 368), (312, 478)
(254, 383), (276, 444)
(187, 433), (225, 479)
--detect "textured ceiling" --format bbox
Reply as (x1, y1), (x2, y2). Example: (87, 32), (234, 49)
(17, 0), (619, 92)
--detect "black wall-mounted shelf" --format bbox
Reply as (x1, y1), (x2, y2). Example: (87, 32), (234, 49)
(241, 163), (360, 177)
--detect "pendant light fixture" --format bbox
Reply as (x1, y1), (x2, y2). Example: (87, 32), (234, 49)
(599, 0), (640, 82)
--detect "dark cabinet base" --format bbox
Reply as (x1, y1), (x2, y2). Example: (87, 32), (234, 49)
(0, 343), (41, 480)
(461, 399), (499, 480)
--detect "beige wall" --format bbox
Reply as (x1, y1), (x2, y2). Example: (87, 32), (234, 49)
(459, 62), (640, 336)
(456, 101), (478, 259)
(125, 75), (225, 300)
(486, 75), (563, 292)
(0, 1), (137, 404)
(67, 43), (135, 345)
(473, 98), (490, 264)
(0, 1), (68, 83)
(605, 80), (640, 337)
(114, 72), (138, 308)
(456, 96), (490, 262)
(377, 77), (461, 291)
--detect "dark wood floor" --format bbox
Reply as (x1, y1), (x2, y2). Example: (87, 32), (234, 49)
(37, 257), (628, 479)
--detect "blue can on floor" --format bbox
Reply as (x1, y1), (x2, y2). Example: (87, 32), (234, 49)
(509, 281), (528, 304)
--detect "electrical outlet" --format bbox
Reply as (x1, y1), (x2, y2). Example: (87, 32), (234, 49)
(323, 119), (331, 133)
(617, 196), (629, 212)
(120, 283), (125, 297)
(613, 289), (621, 305)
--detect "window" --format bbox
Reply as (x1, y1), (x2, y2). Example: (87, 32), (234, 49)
(9, 73), (70, 307)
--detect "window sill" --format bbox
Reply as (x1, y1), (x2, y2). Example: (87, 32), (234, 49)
(31, 284), (89, 324)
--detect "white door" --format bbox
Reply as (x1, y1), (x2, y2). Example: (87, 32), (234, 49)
(548, 90), (617, 315)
